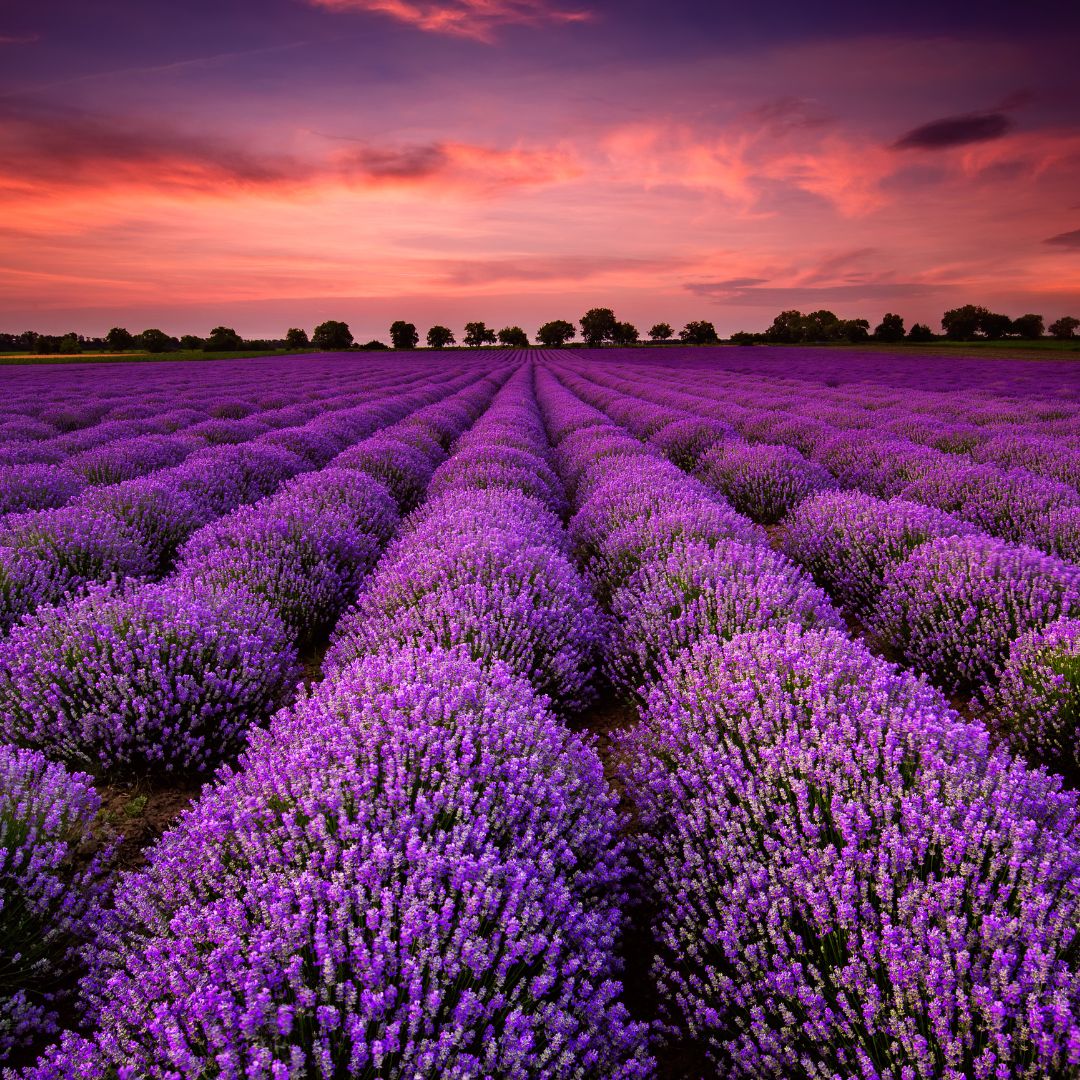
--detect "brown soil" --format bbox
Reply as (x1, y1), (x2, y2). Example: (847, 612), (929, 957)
(574, 688), (714, 1079)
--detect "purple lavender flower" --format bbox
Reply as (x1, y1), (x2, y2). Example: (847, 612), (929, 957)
(621, 625), (1080, 1078)
(0, 746), (109, 1060)
(695, 440), (837, 524)
(870, 534), (1080, 694)
(606, 539), (843, 698)
(987, 617), (1080, 778)
(0, 579), (299, 774)
(67, 648), (649, 1078)
(783, 490), (976, 615)
(0, 465), (86, 516)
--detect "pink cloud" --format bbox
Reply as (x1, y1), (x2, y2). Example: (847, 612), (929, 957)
(306, 0), (591, 42)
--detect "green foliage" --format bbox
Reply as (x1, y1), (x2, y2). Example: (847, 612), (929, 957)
(138, 328), (173, 353)
(105, 327), (134, 352)
(426, 325), (455, 349)
(612, 321), (639, 346)
(389, 321), (419, 350)
(313, 320), (354, 351)
(204, 326), (243, 351)
(463, 321), (497, 347)
(536, 320), (575, 347)
(873, 313), (905, 342)
(680, 320), (719, 345)
(497, 326), (529, 347)
(579, 307), (618, 346)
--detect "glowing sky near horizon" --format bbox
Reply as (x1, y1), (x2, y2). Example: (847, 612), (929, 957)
(1, 0), (1079, 338)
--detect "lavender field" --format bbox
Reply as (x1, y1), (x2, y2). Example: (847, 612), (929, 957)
(1, 348), (1078, 1079)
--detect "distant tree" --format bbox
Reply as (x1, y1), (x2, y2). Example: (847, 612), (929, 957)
(765, 310), (806, 343)
(105, 326), (134, 352)
(1049, 316), (1080, 340)
(536, 320), (576, 347)
(1011, 313), (1044, 340)
(612, 321), (640, 346)
(359, 340), (391, 350)
(802, 310), (842, 341)
(648, 322), (674, 342)
(908, 323), (935, 342)
(839, 318), (871, 342)
(389, 321), (419, 350)
(426, 325), (456, 349)
(205, 326), (243, 351)
(580, 308), (618, 347)
(980, 312), (1012, 340)
(138, 328), (172, 353)
(497, 326), (529, 347)
(313, 320), (355, 351)
(179, 335), (204, 350)
(730, 331), (759, 345)
(58, 333), (81, 355)
(680, 320), (720, 345)
(285, 327), (310, 349)
(463, 321), (497, 347)
(941, 305), (988, 340)
(873, 313), (905, 342)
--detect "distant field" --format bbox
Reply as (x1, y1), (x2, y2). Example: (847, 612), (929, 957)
(0, 348), (312, 366)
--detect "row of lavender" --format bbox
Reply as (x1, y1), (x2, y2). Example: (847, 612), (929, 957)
(0, 362), (495, 634)
(532, 365), (1078, 1078)
(552, 356), (1080, 779)
(19, 365), (654, 1076)
(0, 364), (513, 1061)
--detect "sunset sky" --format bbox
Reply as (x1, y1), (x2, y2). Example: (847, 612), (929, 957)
(2, 0), (1079, 339)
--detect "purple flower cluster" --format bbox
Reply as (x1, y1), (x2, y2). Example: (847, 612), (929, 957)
(783, 489), (976, 615)
(606, 539), (843, 698)
(0, 580), (299, 774)
(55, 648), (647, 1077)
(0, 465), (86, 516)
(330, 372), (603, 709)
(0, 746), (109, 1060)
(695, 440), (836, 524)
(870, 534), (1080, 694)
(988, 617), (1080, 777)
(620, 626), (1079, 1078)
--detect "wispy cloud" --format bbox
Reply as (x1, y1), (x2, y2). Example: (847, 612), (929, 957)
(1044, 228), (1080, 249)
(306, 0), (592, 42)
(894, 111), (1013, 151)
(0, 32), (39, 45)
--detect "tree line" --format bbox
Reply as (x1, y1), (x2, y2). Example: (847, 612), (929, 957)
(733, 307), (1080, 345)
(4, 305), (1078, 356)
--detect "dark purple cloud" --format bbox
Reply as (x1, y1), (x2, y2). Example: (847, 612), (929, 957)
(893, 112), (1013, 151)
(1044, 228), (1080, 249)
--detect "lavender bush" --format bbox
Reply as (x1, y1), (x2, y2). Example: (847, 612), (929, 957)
(65, 648), (648, 1078)
(0, 580), (299, 774)
(988, 617), (1080, 778)
(870, 534), (1080, 694)
(622, 626), (1080, 1079)
(0, 746), (109, 1060)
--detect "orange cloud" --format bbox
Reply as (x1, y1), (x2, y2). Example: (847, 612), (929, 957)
(306, 0), (591, 42)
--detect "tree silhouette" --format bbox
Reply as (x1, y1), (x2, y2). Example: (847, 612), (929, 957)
(463, 322), (497, 347)
(1049, 316), (1079, 340)
(873, 313), (905, 342)
(285, 327), (310, 349)
(426, 325), (456, 349)
(580, 308), (618, 346)
(105, 327), (134, 352)
(649, 322), (673, 342)
(138, 329), (171, 353)
(1011, 314), (1044, 339)
(680, 320), (719, 345)
(313, 321), (354, 350)
(497, 326), (529, 347)
(612, 321), (640, 345)
(389, 321), (419, 349)
(205, 326), (243, 351)
(536, 320), (576, 347)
